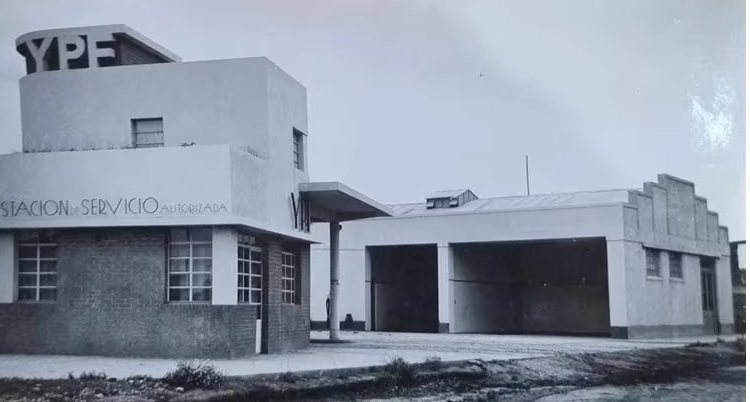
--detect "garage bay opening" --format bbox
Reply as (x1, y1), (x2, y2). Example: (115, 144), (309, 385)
(368, 244), (439, 332)
(451, 237), (610, 336)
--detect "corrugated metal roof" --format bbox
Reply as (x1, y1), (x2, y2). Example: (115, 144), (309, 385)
(426, 189), (470, 199)
(388, 189), (632, 217)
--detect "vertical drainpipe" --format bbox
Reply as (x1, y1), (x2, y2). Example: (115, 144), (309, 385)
(329, 221), (341, 340)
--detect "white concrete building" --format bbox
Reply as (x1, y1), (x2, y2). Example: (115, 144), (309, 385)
(0, 24), (389, 358)
(311, 175), (734, 338)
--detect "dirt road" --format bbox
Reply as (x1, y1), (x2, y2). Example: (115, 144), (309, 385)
(0, 342), (743, 401)
(354, 366), (746, 402)
(535, 366), (746, 402)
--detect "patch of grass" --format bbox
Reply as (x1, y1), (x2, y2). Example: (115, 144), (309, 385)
(278, 371), (299, 383)
(162, 361), (225, 390)
(382, 357), (416, 384)
(685, 341), (713, 348)
(424, 356), (442, 371)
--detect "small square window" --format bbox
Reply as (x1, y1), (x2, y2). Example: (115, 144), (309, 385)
(132, 118), (164, 148)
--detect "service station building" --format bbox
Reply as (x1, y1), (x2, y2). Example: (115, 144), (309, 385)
(0, 25), (389, 358)
(0, 25), (736, 361)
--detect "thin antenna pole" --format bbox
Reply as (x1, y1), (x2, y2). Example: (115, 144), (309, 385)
(525, 155), (530, 196)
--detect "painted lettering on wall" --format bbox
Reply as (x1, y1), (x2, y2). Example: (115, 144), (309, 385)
(0, 198), (228, 218)
(290, 193), (311, 233)
(20, 32), (117, 73)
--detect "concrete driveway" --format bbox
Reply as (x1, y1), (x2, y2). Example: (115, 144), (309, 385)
(0, 331), (735, 379)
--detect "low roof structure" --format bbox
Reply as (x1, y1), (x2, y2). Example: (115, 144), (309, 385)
(389, 189), (632, 217)
(300, 181), (392, 223)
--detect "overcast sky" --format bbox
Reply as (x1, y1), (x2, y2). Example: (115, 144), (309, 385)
(0, 0), (745, 239)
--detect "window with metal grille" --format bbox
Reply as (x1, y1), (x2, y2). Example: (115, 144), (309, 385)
(281, 251), (297, 304)
(292, 128), (304, 170)
(132, 118), (164, 148)
(17, 231), (57, 301)
(669, 252), (683, 279)
(646, 248), (661, 277)
(237, 234), (262, 308)
(167, 228), (212, 302)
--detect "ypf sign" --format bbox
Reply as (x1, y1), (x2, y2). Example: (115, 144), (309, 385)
(18, 31), (117, 73)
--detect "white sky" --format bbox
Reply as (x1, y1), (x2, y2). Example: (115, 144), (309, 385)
(0, 0), (745, 240)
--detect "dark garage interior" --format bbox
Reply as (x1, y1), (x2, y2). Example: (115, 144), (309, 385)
(452, 237), (610, 335)
(368, 244), (439, 332)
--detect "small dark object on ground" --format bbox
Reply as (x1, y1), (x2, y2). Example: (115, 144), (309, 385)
(162, 361), (225, 390)
(310, 338), (353, 344)
(74, 371), (108, 381)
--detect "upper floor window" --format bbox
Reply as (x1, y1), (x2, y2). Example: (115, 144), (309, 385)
(293, 128), (305, 170)
(646, 248), (661, 278)
(132, 118), (164, 148)
(17, 231), (57, 301)
(669, 252), (683, 279)
(168, 228), (212, 302)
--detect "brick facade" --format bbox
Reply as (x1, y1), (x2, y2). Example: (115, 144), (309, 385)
(0, 227), (310, 358)
(262, 238), (310, 353)
(280, 242), (311, 352)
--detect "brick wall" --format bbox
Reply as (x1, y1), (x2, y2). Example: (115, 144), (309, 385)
(279, 244), (311, 352)
(0, 228), (256, 358)
(262, 238), (310, 353)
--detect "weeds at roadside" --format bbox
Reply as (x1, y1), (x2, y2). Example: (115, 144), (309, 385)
(70, 371), (108, 381)
(424, 356), (442, 371)
(278, 371), (299, 383)
(381, 357), (416, 384)
(685, 341), (713, 348)
(162, 361), (225, 390)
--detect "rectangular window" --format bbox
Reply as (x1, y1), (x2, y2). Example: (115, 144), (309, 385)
(646, 248), (661, 277)
(237, 234), (262, 308)
(17, 231), (57, 301)
(701, 270), (715, 311)
(292, 128), (304, 170)
(281, 251), (297, 304)
(168, 227), (212, 302)
(669, 252), (683, 279)
(132, 118), (164, 148)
